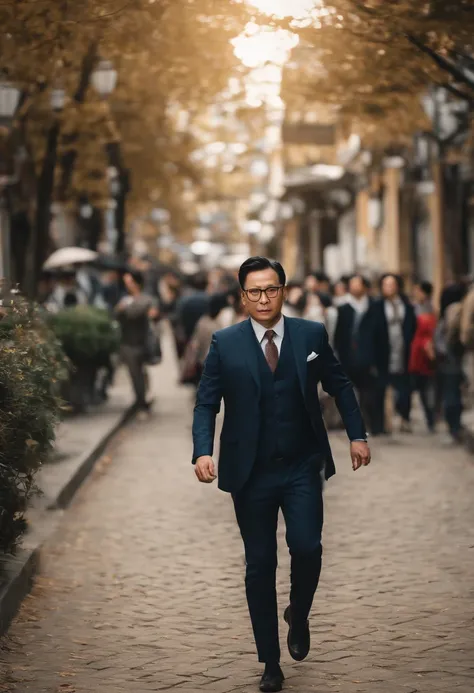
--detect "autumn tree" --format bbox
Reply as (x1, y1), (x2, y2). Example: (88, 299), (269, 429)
(289, 0), (474, 138)
(0, 0), (254, 290)
(281, 1), (474, 281)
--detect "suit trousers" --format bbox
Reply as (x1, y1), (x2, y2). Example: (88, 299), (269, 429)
(372, 372), (412, 434)
(233, 455), (324, 663)
(120, 345), (148, 410)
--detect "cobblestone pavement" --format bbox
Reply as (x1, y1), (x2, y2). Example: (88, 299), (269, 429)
(1, 336), (474, 693)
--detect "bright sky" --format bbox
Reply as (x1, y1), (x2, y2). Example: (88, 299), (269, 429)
(249, 0), (316, 18)
(232, 0), (316, 111)
(233, 0), (315, 69)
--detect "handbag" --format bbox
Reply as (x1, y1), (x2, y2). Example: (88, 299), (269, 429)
(145, 321), (162, 365)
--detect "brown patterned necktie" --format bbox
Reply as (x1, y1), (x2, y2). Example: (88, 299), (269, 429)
(264, 329), (279, 373)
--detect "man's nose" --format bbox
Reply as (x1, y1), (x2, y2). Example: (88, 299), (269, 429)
(260, 292), (269, 304)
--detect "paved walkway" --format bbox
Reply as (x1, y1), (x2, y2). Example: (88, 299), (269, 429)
(1, 334), (474, 693)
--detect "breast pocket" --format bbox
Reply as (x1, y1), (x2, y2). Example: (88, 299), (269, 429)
(307, 356), (322, 382)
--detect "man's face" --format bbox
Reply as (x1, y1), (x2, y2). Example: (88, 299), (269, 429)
(241, 268), (286, 326)
(319, 279), (330, 294)
(304, 275), (318, 293)
(349, 276), (366, 299)
(124, 273), (139, 294)
(382, 275), (399, 299)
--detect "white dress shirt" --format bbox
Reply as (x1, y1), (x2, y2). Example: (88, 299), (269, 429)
(251, 315), (285, 355)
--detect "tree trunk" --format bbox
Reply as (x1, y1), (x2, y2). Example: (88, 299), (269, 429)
(443, 163), (465, 279)
(431, 160), (447, 304)
(57, 42), (99, 202)
(10, 210), (31, 290)
(26, 120), (60, 298)
(115, 169), (130, 255)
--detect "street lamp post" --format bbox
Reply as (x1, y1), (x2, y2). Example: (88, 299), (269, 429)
(91, 60), (118, 98)
(28, 86), (66, 297)
(90, 59), (125, 254)
(0, 80), (21, 287)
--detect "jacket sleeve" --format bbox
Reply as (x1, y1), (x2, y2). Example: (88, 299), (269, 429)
(460, 290), (474, 346)
(192, 334), (223, 463)
(319, 325), (367, 441)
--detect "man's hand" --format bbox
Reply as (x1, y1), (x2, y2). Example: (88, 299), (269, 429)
(350, 441), (371, 471)
(195, 455), (217, 483)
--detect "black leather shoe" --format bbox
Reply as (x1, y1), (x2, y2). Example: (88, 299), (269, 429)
(284, 605), (310, 661)
(259, 663), (284, 692)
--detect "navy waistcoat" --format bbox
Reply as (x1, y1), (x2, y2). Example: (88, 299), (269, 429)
(254, 330), (318, 464)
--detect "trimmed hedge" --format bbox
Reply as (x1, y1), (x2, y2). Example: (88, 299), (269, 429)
(47, 306), (120, 366)
(0, 296), (68, 554)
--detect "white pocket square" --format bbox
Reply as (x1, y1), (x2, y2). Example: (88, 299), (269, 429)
(307, 352), (319, 362)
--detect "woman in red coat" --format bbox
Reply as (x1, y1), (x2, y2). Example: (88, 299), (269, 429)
(409, 312), (437, 431)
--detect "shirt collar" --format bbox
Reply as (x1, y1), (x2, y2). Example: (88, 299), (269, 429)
(250, 315), (285, 343)
(348, 295), (369, 312)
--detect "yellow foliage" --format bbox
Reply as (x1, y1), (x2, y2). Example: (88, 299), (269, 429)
(1, 0), (253, 225)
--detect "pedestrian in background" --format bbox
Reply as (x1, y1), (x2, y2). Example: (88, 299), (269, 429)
(282, 281), (306, 318)
(333, 276), (350, 307)
(115, 270), (159, 416)
(175, 271), (210, 353)
(435, 283), (467, 445)
(182, 292), (230, 387)
(372, 273), (417, 435)
(334, 274), (377, 434)
(409, 312), (437, 432)
(303, 271), (330, 296)
(412, 280), (434, 316)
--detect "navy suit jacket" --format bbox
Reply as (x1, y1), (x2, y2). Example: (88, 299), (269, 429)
(334, 298), (377, 374)
(192, 317), (366, 493)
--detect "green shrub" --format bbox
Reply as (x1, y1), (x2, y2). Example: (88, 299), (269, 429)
(47, 306), (120, 366)
(0, 295), (68, 554)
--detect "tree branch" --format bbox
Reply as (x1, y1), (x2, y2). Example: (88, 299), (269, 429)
(57, 41), (99, 201)
(74, 40), (99, 103)
(436, 80), (474, 105)
(405, 33), (474, 94)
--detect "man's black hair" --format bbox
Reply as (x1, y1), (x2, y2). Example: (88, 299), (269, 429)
(313, 270), (330, 283)
(317, 291), (333, 309)
(286, 279), (303, 290)
(440, 282), (466, 318)
(208, 292), (229, 320)
(129, 270), (145, 288)
(238, 257), (286, 290)
(415, 280), (433, 297)
(379, 272), (404, 293)
(192, 271), (209, 292)
(349, 273), (371, 290)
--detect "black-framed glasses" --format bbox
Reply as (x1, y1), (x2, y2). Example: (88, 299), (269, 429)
(244, 286), (283, 302)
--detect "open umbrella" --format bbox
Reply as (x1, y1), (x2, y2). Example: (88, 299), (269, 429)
(43, 247), (99, 271)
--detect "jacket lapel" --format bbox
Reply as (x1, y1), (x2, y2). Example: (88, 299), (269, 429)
(239, 318), (261, 393)
(285, 317), (307, 398)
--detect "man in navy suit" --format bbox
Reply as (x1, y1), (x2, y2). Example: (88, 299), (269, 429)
(193, 257), (371, 692)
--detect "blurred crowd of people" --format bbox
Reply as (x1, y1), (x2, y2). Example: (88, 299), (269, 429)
(37, 254), (474, 441)
(36, 257), (245, 416)
(283, 270), (474, 445)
